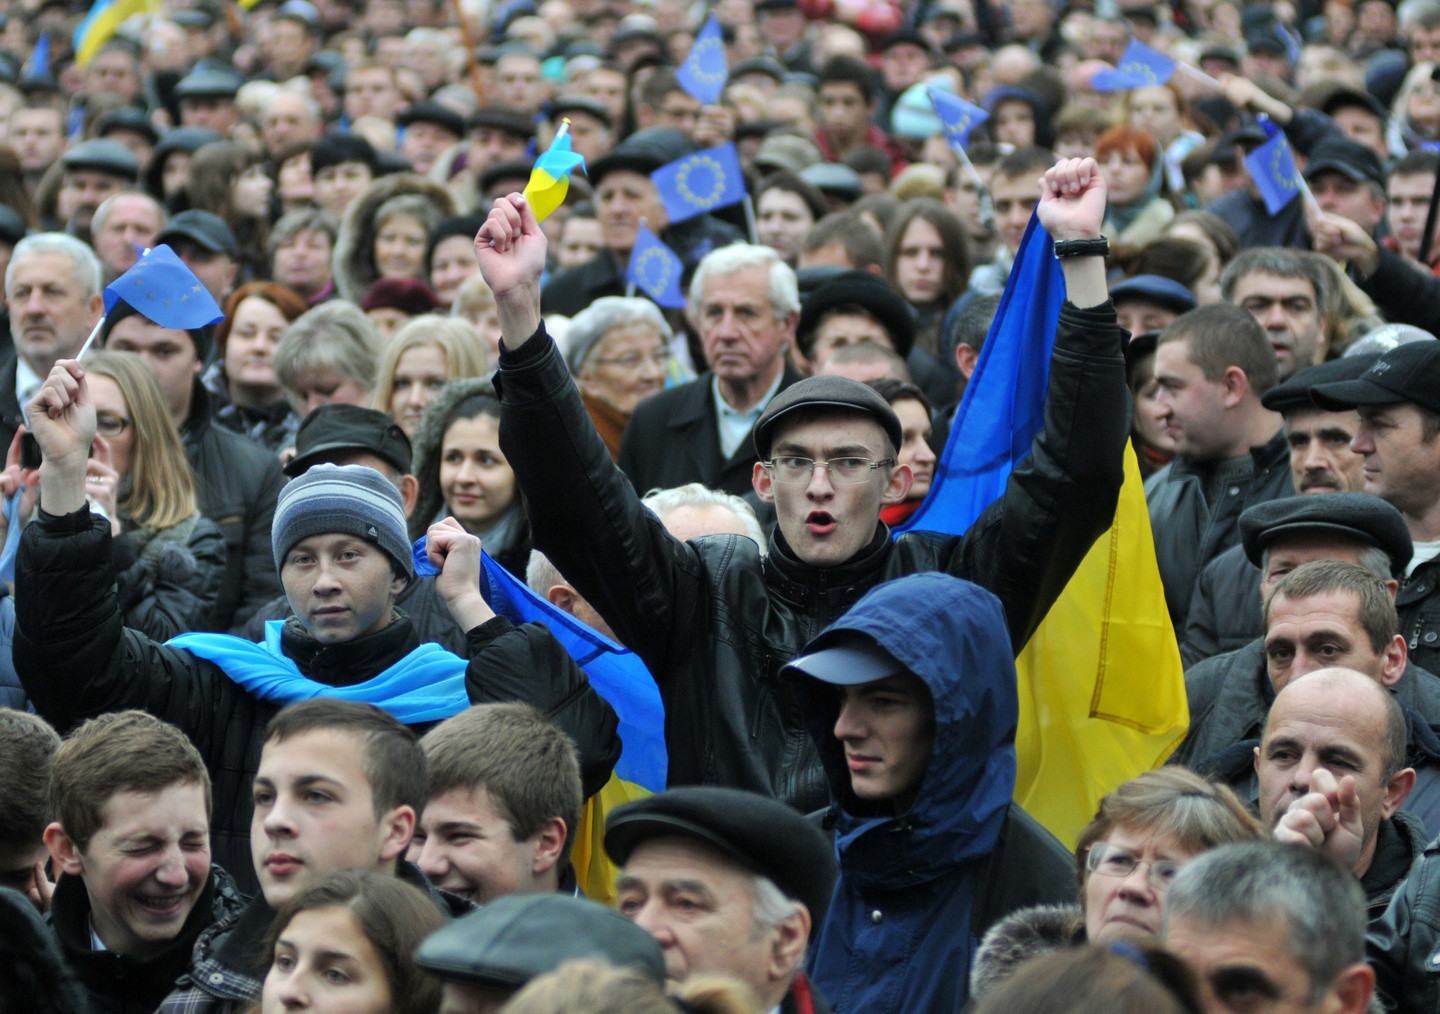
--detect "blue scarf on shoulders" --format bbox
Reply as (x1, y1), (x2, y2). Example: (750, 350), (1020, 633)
(168, 621), (470, 724)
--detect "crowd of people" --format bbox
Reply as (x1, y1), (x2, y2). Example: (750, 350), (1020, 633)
(1, 0), (1440, 1010)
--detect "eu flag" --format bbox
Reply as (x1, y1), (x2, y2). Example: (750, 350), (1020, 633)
(651, 143), (746, 224)
(927, 87), (988, 153)
(627, 224), (687, 308)
(677, 13), (728, 105)
(1244, 131), (1302, 214)
(103, 245), (224, 330)
(895, 213), (1065, 536)
(1091, 39), (1176, 91)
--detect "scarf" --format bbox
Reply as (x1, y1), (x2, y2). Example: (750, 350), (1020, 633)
(169, 620), (470, 724)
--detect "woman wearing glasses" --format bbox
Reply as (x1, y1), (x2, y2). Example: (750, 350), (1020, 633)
(563, 297), (678, 460)
(969, 768), (1264, 1003)
(78, 351), (227, 639)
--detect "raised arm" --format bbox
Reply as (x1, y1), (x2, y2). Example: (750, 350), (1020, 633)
(475, 193), (548, 353)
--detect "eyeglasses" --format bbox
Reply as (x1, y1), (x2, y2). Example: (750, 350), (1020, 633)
(96, 414), (131, 438)
(764, 455), (895, 485)
(1086, 843), (1185, 890)
(592, 350), (671, 370)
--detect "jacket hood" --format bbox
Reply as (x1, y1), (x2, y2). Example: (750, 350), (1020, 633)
(333, 173), (456, 302)
(792, 572), (1018, 887)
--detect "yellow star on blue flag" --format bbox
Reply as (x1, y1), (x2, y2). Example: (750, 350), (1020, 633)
(650, 143), (746, 224)
(626, 224), (686, 308)
(104, 244), (224, 330)
(927, 87), (988, 153)
(1244, 131), (1302, 214)
(1091, 39), (1176, 91)
(677, 14), (728, 105)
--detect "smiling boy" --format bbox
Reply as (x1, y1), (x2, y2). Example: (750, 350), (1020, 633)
(44, 711), (244, 1014)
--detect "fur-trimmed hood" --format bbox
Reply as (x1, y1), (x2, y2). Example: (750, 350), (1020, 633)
(332, 173), (455, 302)
(410, 375), (499, 541)
(969, 903), (1084, 1002)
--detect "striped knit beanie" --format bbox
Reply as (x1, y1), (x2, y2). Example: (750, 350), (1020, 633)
(272, 463), (415, 579)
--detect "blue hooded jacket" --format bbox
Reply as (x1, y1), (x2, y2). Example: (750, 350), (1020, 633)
(794, 572), (1019, 1014)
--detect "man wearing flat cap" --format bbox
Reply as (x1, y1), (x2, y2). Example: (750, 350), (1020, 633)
(1309, 340), (1440, 677)
(1109, 273), (1196, 340)
(398, 102), (466, 176)
(1175, 492), (1440, 767)
(415, 893), (665, 1013)
(56, 139), (138, 242)
(786, 572), (1075, 1013)
(1182, 356), (1377, 664)
(174, 66), (242, 135)
(607, 786), (836, 1013)
(473, 158), (1125, 814)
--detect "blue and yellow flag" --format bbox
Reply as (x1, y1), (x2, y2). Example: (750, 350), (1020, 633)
(895, 213), (1188, 845)
(651, 142), (746, 224)
(73, 0), (150, 67)
(927, 87), (988, 153)
(105, 244), (224, 329)
(627, 224), (686, 308)
(1245, 128), (1303, 214)
(677, 14), (728, 105)
(523, 123), (586, 223)
(1091, 39), (1176, 90)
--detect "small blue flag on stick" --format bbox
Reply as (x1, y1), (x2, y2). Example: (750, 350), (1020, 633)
(1244, 131), (1303, 214)
(627, 224), (687, 308)
(1090, 38), (1176, 91)
(651, 142), (746, 224)
(677, 14), (728, 105)
(103, 244), (225, 330)
(928, 87), (988, 152)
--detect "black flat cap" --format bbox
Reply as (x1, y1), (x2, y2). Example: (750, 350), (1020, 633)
(62, 138), (139, 180)
(605, 786), (837, 934)
(397, 102), (465, 138)
(589, 127), (692, 186)
(1260, 354), (1379, 414)
(311, 132), (377, 173)
(754, 375), (903, 459)
(798, 162), (864, 201)
(468, 106), (536, 139)
(798, 271), (917, 359)
(548, 94), (613, 129)
(731, 56), (787, 83)
(1109, 274), (1197, 315)
(158, 209), (239, 259)
(755, 0), (800, 11)
(95, 107), (160, 146)
(1319, 85), (1388, 122)
(1239, 492), (1412, 575)
(413, 894), (664, 989)
(1303, 135), (1384, 188)
(878, 28), (930, 52)
(174, 66), (241, 99)
(1311, 339), (1440, 415)
(285, 404), (413, 477)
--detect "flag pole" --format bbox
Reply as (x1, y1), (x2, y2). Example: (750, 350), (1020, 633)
(742, 194), (758, 244)
(1177, 63), (1222, 90)
(953, 145), (995, 232)
(75, 317), (105, 362)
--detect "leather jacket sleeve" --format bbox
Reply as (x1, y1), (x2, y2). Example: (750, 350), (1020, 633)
(1354, 244), (1440, 332)
(463, 615), (621, 799)
(1367, 854), (1431, 1012)
(496, 330), (713, 686)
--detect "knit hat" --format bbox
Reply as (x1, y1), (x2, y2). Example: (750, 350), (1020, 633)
(272, 464), (414, 578)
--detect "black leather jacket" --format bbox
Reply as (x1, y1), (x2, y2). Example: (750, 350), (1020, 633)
(1400, 556), (1440, 677)
(496, 302), (1128, 811)
(1369, 827), (1440, 1011)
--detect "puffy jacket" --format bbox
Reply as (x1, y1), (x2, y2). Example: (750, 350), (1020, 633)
(1368, 828), (1440, 1011)
(49, 864), (245, 1014)
(1180, 543), (1264, 667)
(181, 381), (285, 632)
(796, 575), (1077, 1013)
(1144, 428), (1292, 627)
(113, 514), (227, 641)
(1400, 556), (1440, 677)
(496, 301), (1127, 813)
(1173, 637), (1440, 766)
(13, 506), (620, 894)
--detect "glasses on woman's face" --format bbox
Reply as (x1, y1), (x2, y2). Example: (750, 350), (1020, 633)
(1085, 843), (1185, 890)
(593, 350), (671, 371)
(96, 414), (131, 439)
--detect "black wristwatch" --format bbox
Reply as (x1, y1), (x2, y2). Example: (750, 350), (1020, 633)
(1053, 237), (1110, 259)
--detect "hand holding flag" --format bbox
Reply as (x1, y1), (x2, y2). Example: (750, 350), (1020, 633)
(523, 121), (587, 223)
(677, 14), (728, 105)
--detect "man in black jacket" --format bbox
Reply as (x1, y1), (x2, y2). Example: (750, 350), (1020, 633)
(474, 157), (1125, 812)
(14, 364), (619, 892)
(101, 297), (284, 632)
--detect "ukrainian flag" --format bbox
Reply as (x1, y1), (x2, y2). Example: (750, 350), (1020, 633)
(895, 213), (1188, 846)
(523, 122), (586, 223)
(73, 0), (150, 67)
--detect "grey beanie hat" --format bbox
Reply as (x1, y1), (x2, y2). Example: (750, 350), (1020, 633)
(272, 464), (414, 579)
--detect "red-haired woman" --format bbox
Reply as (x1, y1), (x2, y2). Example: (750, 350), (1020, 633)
(1096, 126), (1174, 251)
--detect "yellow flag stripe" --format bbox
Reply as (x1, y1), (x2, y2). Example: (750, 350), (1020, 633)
(75, 0), (149, 66)
(523, 169), (570, 224)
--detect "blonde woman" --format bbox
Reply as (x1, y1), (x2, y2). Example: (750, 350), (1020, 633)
(81, 351), (226, 639)
(371, 315), (491, 439)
